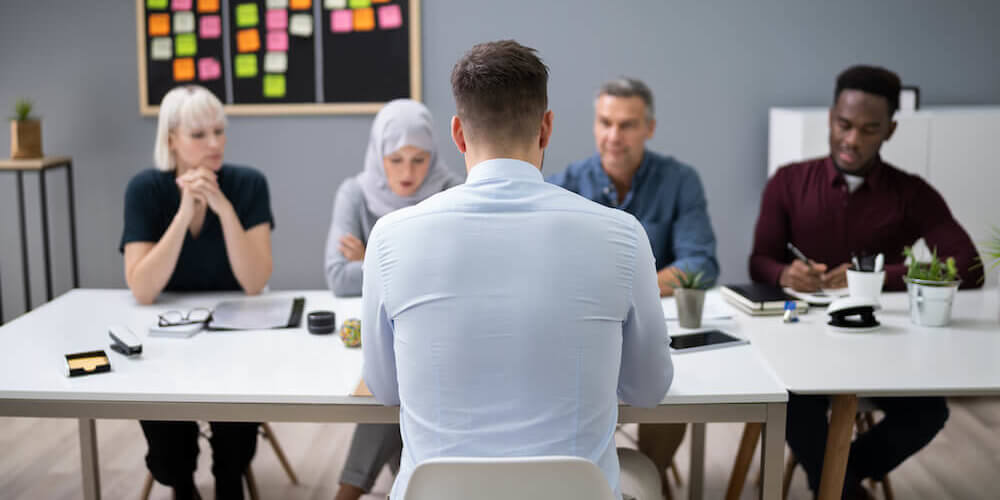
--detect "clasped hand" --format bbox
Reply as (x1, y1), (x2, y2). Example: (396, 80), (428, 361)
(176, 168), (230, 217)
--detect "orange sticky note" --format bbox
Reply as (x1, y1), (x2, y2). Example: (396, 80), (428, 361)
(289, 0), (311, 9)
(353, 7), (374, 31)
(371, 0), (390, 3)
(197, 0), (220, 12)
(148, 13), (170, 37)
(174, 58), (195, 81)
(236, 28), (261, 53)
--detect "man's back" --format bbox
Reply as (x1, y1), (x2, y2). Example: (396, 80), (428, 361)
(362, 159), (673, 497)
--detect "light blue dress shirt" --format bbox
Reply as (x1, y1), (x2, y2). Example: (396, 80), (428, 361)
(362, 159), (674, 499)
(547, 150), (720, 285)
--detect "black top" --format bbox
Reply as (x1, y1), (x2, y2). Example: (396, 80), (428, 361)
(120, 164), (274, 292)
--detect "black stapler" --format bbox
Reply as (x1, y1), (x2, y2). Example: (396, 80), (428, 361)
(827, 297), (881, 333)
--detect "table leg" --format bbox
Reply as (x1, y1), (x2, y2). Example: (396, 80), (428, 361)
(79, 418), (101, 500)
(15, 171), (31, 310)
(760, 403), (786, 500)
(724, 422), (761, 500)
(817, 394), (857, 500)
(688, 422), (706, 500)
(65, 162), (80, 288)
(38, 170), (53, 301)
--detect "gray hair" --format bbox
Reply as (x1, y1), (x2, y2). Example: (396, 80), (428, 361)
(596, 77), (655, 121)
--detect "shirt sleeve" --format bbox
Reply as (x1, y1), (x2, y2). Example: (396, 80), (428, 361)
(749, 170), (791, 285)
(238, 170), (274, 230)
(618, 218), (673, 408)
(119, 172), (162, 252)
(361, 221), (400, 406)
(896, 178), (984, 290)
(668, 168), (720, 285)
(325, 181), (366, 296)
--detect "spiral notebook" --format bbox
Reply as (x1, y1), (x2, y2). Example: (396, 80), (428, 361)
(206, 296), (305, 330)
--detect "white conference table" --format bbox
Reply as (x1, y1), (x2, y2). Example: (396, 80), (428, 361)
(0, 289), (787, 500)
(715, 288), (1000, 500)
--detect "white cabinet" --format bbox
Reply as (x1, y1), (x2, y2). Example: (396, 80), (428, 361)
(768, 106), (1000, 286)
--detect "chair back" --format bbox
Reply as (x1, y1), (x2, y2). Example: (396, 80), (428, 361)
(402, 455), (616, 500)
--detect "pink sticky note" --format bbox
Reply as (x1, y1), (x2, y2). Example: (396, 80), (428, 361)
(266, 9), (288, 30)
(267, 30), (288, 51)
(331, 9), (352, 33)
(198, 57), (221, 80)
(377, 4), (401, 29)
(200, 15), (222, 38)
(172, 0), (193, 10)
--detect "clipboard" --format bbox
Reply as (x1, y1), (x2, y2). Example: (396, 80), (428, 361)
(206, 296), (305, 330)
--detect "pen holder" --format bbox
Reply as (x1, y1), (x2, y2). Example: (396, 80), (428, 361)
(847, 270), (885, 301)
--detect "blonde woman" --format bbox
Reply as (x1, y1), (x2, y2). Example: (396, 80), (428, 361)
(119, 85), (273, 500)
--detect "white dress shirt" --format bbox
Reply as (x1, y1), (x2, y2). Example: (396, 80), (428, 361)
(362, 158), (673, 498)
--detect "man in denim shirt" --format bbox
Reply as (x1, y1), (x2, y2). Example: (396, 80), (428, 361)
(548, 77), (718, 296)
(548, 77), (719, 494)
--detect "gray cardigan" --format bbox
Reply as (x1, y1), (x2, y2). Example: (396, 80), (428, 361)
(324, 175), (461, 296)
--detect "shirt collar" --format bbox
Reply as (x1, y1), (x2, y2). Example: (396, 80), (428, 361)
(465, 158), (544, 184)
(595, 150), (650, 208)
(825, 155), (885, 191)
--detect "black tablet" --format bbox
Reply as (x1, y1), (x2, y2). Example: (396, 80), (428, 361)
(670, 330), (748, 353)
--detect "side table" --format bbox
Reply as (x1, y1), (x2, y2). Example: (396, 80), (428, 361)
(0, 156), (79, 313)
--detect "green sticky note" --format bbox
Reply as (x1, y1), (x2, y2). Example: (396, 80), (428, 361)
(147, 0), (168, 9)
(236, 3), (259, 27)
(235, 54), (258, 78)
(348, 0), (370, 8)
(175, 33), (197, 57)
(263, 74), (286, 98)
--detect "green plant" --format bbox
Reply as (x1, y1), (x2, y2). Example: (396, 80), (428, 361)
(12, 98), (34, 121)
(970, 226), (1000, 284)
(672, 268), (708, 290)
(903, 246), (959, 282)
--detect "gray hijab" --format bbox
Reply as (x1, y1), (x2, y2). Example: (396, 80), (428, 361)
(356, 99), (456, 218)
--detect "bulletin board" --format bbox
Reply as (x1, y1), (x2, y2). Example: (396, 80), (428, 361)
(136, 0), (420, 115)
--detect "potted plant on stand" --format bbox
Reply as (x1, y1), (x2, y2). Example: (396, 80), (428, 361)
(10, 98), (43, 159)
(673, 269), (708, 329)
(902, 246), (961, 326)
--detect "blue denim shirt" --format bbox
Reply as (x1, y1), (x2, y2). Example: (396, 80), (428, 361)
(547, 150), (719, 285)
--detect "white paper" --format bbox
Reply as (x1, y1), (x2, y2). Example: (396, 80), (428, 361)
(662, 293), (737, 321)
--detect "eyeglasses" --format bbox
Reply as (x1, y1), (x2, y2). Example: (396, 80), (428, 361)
(158, 308), (212, 327)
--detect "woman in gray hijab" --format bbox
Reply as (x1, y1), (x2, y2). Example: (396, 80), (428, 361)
(324, 99), (462, 296)
(326, 100), (462, 500)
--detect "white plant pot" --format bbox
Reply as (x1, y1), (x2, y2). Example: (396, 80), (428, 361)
(904, 277), (960, 327)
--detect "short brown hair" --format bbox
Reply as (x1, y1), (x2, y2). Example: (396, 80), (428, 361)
(450, 40), (549, 147)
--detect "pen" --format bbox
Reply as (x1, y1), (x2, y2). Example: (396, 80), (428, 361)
(874, 253), (884, 273)
(786, 242), (813, 270)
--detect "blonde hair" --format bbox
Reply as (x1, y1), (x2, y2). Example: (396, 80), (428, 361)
(153, 85), (227, 171)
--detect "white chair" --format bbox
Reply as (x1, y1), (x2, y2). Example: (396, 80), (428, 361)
(401, 456), (616, 500)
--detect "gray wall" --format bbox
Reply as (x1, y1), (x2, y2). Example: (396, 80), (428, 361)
(2, 0), (999, 321)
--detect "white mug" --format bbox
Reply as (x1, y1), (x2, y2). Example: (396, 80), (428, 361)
(847, 269), (885, 300)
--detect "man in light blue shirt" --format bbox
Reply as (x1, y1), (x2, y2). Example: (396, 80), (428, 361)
(362, 40), (674, 499)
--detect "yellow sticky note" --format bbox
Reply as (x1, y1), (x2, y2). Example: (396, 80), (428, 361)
(236, 3), (259, 27)
(174, 58), (196, 81)
(263, 74), (286, 98)
(236, 28), (261, 53)
(235, 54), (258, 78)
(148, 13), (170, 37)
(353, 7), (374, 31)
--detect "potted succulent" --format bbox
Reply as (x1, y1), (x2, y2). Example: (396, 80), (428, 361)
(902, 246), (961, 326)
(672, 268), (709, 329)
(10, 98), (43, 159)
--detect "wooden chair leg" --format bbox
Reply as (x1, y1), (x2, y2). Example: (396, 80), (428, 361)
(140, 472), (154, 500)
(725, 422), (761, 500)
(669, 460), (682, 486)
(261, 423), (299, 485)
(881, 473), (894, 500)
(782, 452), (797, 500)
(245, 465), (260, 500)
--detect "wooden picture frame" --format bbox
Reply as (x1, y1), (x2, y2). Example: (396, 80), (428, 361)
(136, 0), (421, 116)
